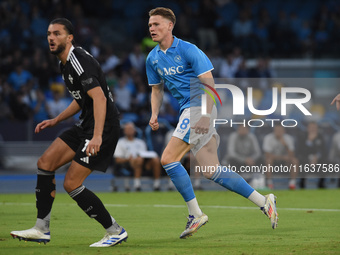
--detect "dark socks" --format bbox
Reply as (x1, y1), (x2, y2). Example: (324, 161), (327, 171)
(68, 185), (113, 229)
(36, 171), (56, 219)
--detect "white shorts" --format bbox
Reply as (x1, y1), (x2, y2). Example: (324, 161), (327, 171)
(172, 106), (220, 156)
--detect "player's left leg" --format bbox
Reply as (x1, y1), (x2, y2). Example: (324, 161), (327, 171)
(64, 161), (127, 247)
(195, 136), (278, 229)
(10, 138), (76, 244)
(161, 137), (208, 238)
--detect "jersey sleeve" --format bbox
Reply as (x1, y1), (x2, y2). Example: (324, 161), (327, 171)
(73, 51), (101, 93)
(183, 43), (214, 77)
(146, 55), (161, 86)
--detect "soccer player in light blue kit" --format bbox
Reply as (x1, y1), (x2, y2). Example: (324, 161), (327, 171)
(146, 7), (278, 239)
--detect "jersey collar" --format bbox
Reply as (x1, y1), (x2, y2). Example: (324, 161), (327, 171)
(66, 45), (75, 61)
(157, 36), (179, 52)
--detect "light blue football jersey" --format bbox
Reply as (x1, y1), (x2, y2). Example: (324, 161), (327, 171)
(146, 36), (214, 113)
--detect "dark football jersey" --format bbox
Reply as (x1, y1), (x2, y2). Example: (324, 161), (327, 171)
(60, 46), (119, 134)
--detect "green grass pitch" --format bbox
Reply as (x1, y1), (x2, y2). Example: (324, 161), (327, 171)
(1, 189), (340, 255)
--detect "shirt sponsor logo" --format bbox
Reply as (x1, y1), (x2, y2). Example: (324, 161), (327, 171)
(162, 66), (184, 76)
(67, 88), (82, 100)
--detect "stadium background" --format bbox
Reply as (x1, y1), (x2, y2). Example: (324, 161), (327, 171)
(0, 0), (340, 192)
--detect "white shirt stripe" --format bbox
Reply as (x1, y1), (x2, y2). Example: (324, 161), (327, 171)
(71, 52), (84, 73)
(70, 53), (84, 76)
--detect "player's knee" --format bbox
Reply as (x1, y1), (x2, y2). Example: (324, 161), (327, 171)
(202, 171), (214, 179)
(37, 155), (55, 171)
(37, 155), (51, 171)
(160, 155), (171, 166)
(63, 178), (79, 193)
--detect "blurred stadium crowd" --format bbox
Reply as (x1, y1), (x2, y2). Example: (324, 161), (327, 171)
(1, 0), (340, 125)
(0, 0), (339, 188)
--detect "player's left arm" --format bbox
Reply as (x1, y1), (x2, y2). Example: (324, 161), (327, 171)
(86, 86), (107, 156)
(192, 71), (215, 134)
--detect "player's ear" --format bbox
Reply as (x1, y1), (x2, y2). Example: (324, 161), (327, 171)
(168, 21), (174, 31)
(68, 34), (74, 44)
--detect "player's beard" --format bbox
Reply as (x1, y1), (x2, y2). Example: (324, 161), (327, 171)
(50, 42), (66, 55)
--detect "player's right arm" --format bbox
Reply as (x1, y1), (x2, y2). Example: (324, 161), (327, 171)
(35, 99), (81, 133)
(149, 83), (164, 131)
(331, 93), (340, 110)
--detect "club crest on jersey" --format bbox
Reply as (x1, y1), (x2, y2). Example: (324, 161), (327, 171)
(174, 55), (181, 63)
(68, 74), (73, 84)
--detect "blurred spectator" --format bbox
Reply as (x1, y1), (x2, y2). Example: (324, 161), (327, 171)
(296, 122), (327, 189)
(263, 124), (298, 190)
(297, 21), (313, 57)
(235, 59), (249, 79)
(225, 125), (263, 187)
(219, 54), (238, 78)
(0, 79), (12, 120)
(101, 46), (120, 73)
(248, 58), (272, 90)
(46, 83), (70, 119)
(197, 0), (218, 50)
(30, 89), (50, 122)
(89, 36), (102, 59)
(207, 48), (224, 78)
(158, 92), (179, 125)
(232, 9), (254, 55)
(114, 73), (134, 113)
(114, 122), (161, 191)
(132, 76), (149, 116)
(254, 20), (269, 55)
(231, 46), (244, 70)
(7, 64), (33, 91)
(128, 44), (146, 75)
(314, 21), (330, 55)
(0, 0), (339, 128)
(289, 12), (302, 36)
(274, 10), (295, 57)
(9, 90), (33, 121)
(328, 130), (340, 188)
(30, 49), (51, 91)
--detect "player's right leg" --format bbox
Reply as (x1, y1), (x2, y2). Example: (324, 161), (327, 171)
(161, 137), (208, 239)
(10, 138), (76, 244)
(195, 137), (278, 229)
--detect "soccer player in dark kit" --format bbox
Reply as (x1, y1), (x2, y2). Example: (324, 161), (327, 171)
(10, 18), (127, 247)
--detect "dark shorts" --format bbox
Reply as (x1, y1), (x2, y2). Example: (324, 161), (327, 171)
(59, 123), (120, 172)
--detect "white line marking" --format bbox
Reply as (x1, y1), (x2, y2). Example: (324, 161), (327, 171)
(1, 202), (339, 212)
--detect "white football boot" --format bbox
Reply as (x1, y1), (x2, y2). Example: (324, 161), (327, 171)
(180, 213), (208, 239)
(10, 227), (50, 244)
(262, 193), (279, 229)
(89, 227), (128, 247)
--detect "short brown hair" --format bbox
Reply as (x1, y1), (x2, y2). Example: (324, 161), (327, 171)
(149, 7), (176, 25)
